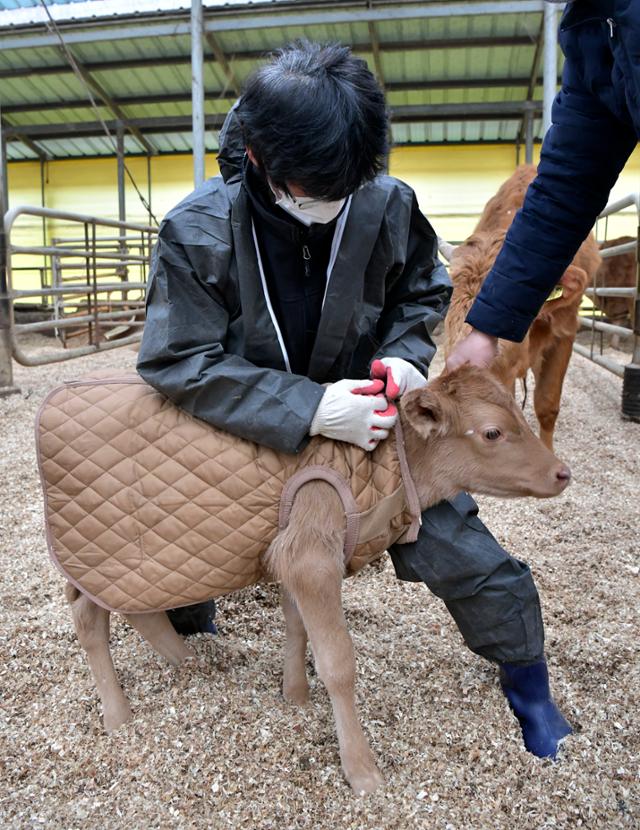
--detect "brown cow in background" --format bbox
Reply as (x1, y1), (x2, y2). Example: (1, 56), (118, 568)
(444, 165), (601, 450)
(593, 236), (636, 337)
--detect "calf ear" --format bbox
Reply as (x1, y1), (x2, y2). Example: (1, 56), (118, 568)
(402, 387), (449, 440)
(559, 264), (588, 298)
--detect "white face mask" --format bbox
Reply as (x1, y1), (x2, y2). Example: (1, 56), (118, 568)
(268, 180), (346, 226)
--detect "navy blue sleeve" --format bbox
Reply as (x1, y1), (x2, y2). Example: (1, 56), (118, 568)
(466, 59), (636, 342)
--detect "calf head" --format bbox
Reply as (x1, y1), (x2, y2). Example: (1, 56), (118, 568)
(400, 365), (571, 508)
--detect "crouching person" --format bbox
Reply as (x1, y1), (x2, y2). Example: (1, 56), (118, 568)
(137, 41), (571, 759)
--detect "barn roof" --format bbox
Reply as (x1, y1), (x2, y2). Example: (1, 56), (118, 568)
(0, 0), (558, 161)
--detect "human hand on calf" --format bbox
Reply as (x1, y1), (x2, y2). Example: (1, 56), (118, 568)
(370, 357), (426, 399)
(309, 378), (397, 451)
(445, 329), (499, 372)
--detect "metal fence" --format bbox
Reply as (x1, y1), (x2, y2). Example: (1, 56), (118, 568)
(2, 205), (157, 369)
(573, 193), (640, 420)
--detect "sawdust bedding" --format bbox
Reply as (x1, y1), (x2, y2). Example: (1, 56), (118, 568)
(0, 334), (638, 829)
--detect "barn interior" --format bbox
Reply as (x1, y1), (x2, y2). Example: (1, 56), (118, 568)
(0, 2), (638, 828)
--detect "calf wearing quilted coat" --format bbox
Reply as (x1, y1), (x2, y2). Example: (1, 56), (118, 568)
(130, 42), (576, 763)
(36, 366), (572, 794)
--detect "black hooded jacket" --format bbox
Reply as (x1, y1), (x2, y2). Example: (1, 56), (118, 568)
(137, 109), (452, 453)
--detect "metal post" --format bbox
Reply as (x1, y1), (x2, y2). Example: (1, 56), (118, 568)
(0, 109), (18, 394)
(542, 2), (558, 135)
(40, 157), (48, 294)
(116, 121), (128, 296)
(117, 121), (126, 226)
(146, 153), (153, 227)
(524, 104), (534, 164)
(191, 0), (206, 187)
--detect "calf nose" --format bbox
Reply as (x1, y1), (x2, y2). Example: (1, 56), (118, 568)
(555, 464), (572, 486)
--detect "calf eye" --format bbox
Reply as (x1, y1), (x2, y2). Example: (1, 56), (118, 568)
(484, 428), (502, 441)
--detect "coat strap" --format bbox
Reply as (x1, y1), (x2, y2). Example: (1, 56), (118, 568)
(278, 466), (361, 564)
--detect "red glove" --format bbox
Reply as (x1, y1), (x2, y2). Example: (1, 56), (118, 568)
(370, 358), (426, 400)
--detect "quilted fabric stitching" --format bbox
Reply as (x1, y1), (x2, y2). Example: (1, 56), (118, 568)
(38, 375), (410, 612)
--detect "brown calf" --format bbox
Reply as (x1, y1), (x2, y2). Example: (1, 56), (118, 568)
(64, 366), (570, 795)
(444, 164), (601, 450)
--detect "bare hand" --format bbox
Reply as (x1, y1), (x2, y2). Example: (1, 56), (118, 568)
(445, 329), (499, 372)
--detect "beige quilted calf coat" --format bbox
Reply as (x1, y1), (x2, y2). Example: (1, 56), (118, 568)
(36, 374), (421, 614)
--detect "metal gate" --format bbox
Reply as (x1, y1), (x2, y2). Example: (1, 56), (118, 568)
(1, 205), (157, 378)
(573, 193), (640, 421)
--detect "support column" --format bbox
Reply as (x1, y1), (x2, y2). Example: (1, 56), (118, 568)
(146, 154), (153, 227)
(117, 121), (126, 226)
(542, 2), (558, 135)
(524, 104), (534, 164)
(116, 121), (128, 292)
(191, 0), (206, 187)
(0, 109), (18, 394)
(40, 158), (47, 293)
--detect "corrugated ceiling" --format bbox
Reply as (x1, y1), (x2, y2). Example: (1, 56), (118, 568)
(1, 0), (561, 161)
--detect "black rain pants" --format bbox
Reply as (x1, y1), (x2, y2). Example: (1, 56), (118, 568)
(388, 492), (544, 665)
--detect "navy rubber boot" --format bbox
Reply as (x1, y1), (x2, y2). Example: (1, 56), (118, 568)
(167, 600), (218, 636)
(499, 660), (572, 759)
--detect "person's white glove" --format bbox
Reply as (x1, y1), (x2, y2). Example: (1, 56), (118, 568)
(309, 378), (398, 451)
(370, 357), (426, 398)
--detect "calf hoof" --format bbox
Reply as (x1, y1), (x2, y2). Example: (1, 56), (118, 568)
(343, 758), (384, 795)
(167, 640), (196, 667)
(283, 679), (310, 705)
(103, 699), (133, 733)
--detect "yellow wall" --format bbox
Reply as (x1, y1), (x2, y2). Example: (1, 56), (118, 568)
(389, 144), (640, 243)
(6, 143), (640, 291)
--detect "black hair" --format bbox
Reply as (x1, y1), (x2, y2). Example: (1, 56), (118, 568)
(236, 41), (389, 200)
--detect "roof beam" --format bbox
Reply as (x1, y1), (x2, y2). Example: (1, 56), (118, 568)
(0, 36), (536, 80)
(0, 116), (49, 160)
(4, 102), (544, 143)
(367, 22), (385, 91)
(3, 76), (550, 116)
(54, 45), (156, 155)
(516, 17), (545, 151)
(0, 2), (546, 51)
(204, 31), (241, 98)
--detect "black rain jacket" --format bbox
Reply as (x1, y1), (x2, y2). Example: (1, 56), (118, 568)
(137, 109), (452, 453)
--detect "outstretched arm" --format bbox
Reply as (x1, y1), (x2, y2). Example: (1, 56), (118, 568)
(447, 55), (636, 369)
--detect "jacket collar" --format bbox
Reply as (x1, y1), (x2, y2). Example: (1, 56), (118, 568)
(306, 181), (389, 381)
(229, 178), (390, 381)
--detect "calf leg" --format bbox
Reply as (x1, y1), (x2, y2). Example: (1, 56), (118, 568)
(280, 589), (309, 704)
(65, 583), (132, 733)
(532, 337), (574, 450)
(124, 611), (195, 666)
(266, 483), (383, 794)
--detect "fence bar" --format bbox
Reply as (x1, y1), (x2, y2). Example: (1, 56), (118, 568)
(11, 333), (143, 367)
(14, 307), (145, 333)
(5, 204), (156, 234)
(9, 244), (149, 262)
(598, 193), (639, 218)
(584, 286), (636, 298)
(573, 343), (625, 378)
(579, 317), (633, 340)
(11, 282), (146, 299)
(598, 240), (637, 259)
